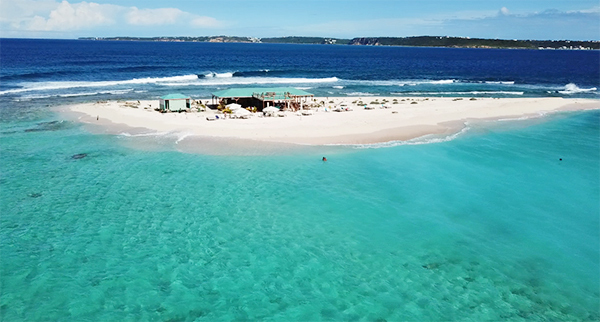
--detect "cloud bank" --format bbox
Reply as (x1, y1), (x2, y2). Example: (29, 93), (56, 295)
(0, 0), (221, 34)
(1, 0), (597, 40)
(441, 7), (600, 40)
(292, 6), (600, 40)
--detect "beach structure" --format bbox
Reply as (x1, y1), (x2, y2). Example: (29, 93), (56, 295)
(211, 87), (314, 111)
(159, 94), (191, 112)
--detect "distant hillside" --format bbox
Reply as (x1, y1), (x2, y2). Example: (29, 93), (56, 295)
(260, 37), (350, 45)
(79, 36), (599, 50)
(79, 36), (261, 43)
(349, 36), (599, 50)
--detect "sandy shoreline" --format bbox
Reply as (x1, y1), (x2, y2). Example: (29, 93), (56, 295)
(64, 97), (600, 145)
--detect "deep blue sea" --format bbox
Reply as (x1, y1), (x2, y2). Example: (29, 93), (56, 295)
(1, 38), (599, 321)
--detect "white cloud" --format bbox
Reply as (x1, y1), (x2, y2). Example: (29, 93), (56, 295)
(0, 0), (222, 34)
(574, 6), (600, 14)
(26, 1), (121, 31)
(191, 16), (220, 28)
(0, 0), (57, 23)
(127, 7), (184, 26)
(126, 7), (221, 27)
(290, 5), (600, 40)
(441, 7), (600, 40)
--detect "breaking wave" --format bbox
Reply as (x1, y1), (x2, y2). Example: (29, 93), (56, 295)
(0, 75), (200, 95)
(199, 72), (234, 78)
(341, 79), (458, 87)
(484, 81), (515, 85)
(394, 91), (525, 95)
(199, 70), (283, 78)
(558, 83), (597, 95)
(18, 89), (134, 100)
(0, 74), (339, 95)
(345, 92), (378, 96)
(163, 76), (339, 86)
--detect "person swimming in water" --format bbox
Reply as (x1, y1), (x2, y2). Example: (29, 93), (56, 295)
(322, 157), (327, 161)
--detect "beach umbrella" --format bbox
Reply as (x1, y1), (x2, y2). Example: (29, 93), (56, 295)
(263, 106), (279, 113)
(226, 103), (242, 110)
(233, 108), (251, 115)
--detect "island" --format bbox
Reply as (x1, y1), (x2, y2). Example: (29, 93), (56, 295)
(78, 36), (600, 50)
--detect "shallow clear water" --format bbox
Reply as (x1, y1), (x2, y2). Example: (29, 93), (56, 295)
(1, 109), (598, 321)
(1, 39), (599, 321)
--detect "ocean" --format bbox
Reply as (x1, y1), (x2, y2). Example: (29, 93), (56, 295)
(0, 38), (599, 321)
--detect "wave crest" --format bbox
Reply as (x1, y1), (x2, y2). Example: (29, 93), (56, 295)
(0, 75), (199, 95)
(558, 83), (597, 95)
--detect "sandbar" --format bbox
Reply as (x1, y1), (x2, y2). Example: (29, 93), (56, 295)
(64, 97), (600, 145)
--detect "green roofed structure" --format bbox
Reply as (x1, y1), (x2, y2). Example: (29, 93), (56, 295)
(159, 93), (191, 112)
(211, 87), (314, 111)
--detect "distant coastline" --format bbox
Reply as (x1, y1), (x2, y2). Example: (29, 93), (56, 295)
(78, 35), (600, 50)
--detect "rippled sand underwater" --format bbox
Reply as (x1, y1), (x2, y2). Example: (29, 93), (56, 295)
(1, 110), (599, 321)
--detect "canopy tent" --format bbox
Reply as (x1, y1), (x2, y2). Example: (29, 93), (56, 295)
(232, 107), (251, 119)
(233, 108), (251, 115)
(225, 103), (243, 110)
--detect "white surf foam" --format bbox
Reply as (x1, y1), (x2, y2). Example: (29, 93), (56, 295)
(338, 79), (458, 87)
(19, 88), (134, 99)
(496, 111), (549, 122)
(0, 75), (199, 95)
(428, 79), (456, 85)
(558, 83), (597, 95)
(175, 132), (195, 144)
(203, 72), (234, 78)
(394, 91), (524, 95)
(119, 131), (171, 137)
(485, 81), (515, 85)
(0, 74), (340, 94)
(216, 76), (337, 86)
(337, 124), (471, 149)
(345, 92), (378, 96)
(168, 76), (339, 87)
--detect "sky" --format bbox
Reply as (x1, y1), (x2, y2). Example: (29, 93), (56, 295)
(1, 0), (599, 40)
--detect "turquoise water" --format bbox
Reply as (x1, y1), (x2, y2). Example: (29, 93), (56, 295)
(1, 110), (599, 321)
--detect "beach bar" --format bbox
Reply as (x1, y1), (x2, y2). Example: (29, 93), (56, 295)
(211, 87), (314, 111)
(159, 94), (191, 112)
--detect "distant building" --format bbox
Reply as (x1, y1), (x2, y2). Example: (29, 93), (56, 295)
(159, 94), (191, 112)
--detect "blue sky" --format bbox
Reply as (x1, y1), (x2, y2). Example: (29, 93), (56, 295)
(1, 0), (599, 40)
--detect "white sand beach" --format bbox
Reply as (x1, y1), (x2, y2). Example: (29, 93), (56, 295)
(65, 97), (600, 145)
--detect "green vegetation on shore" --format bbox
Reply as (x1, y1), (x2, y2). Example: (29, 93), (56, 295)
(349, 36), (599, 49)
(79, 35), (599, 50)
